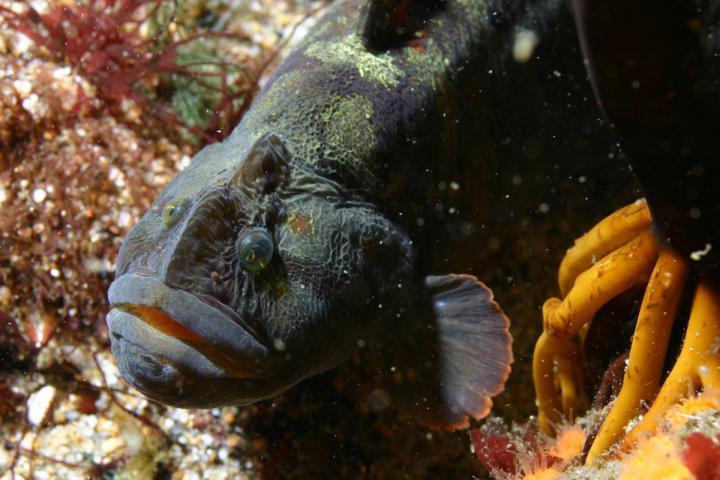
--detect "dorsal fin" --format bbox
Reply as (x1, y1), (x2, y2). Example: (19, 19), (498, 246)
(361, 0), (446, 52)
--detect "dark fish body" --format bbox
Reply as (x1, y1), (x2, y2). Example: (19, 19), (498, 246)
(108, 0), (611, 427)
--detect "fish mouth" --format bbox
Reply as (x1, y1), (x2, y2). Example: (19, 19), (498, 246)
(107, 273), (269, 382)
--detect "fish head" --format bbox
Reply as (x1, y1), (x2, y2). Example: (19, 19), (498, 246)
(107, 132), (412, 408)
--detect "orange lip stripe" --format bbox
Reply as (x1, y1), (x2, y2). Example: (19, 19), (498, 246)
(127, 305), (206, 344)
(118, 304), (257, 379)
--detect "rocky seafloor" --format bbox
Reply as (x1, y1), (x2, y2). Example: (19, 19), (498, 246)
(3, 1), (719, 479)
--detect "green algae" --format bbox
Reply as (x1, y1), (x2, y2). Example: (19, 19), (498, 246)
(305, 32), (403, 89)
(322, 94), (377, 178)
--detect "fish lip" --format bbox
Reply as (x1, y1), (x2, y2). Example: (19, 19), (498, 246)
(108, 273), (270, 376)
(106, 310), (208, 383)
(107, 309), (246, 405)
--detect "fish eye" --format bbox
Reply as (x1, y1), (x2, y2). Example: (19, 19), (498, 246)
(237, 227), (274, 272)
(162, 199), (189, 228)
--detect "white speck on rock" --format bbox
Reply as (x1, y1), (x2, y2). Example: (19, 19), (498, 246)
(13, 79), (32, 97)
(52, 66), (72, 79)
(21, 93), (40, 115)
(32, 188), (47, 203)
(118, 209), (132, 228)
(27, 385), (56, 426)
(13, 32), (34, 54)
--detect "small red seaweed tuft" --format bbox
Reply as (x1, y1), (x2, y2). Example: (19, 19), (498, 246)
(471, 418), (566, 479)
(0, 0), (263, 142)
(470, 425), (519, 477)
(681, 432), (720, 480)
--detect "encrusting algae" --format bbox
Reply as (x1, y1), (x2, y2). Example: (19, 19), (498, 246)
(473, 392), (720, 480)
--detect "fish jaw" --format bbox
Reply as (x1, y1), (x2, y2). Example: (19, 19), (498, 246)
(107, 273), (274, 407)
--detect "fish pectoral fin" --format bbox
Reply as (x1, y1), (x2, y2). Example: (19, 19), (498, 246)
(426, 274), (513, 428)
(386, 274), (513, 430)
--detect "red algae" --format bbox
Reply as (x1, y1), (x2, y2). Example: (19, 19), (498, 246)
(470, 418), (575, 480)
(0, 0), (278, 143)
(682, 433), (720, 480)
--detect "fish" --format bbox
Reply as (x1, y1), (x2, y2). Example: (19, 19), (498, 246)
(107, 0), (598, 428)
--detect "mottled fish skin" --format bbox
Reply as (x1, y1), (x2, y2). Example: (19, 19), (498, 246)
(107, 0), (592, 424)
(148, 0), (497, 199)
